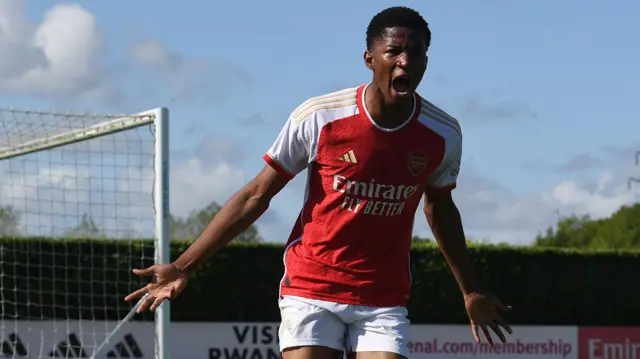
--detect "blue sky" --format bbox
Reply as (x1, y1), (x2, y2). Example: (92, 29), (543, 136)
(2, 0), (639, 244)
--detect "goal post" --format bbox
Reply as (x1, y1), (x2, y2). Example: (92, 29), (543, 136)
(0, 107), (170, 358)
(154, 107), (170, 359)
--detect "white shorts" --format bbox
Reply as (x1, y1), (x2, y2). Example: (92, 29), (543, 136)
(278, 295), (410, 357)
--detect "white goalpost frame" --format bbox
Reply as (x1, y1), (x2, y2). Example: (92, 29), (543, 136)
(0, 107), (171, 359)
(154, 107), (171, 359)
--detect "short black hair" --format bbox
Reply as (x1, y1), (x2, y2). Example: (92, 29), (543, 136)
(366, 6), (431, 50)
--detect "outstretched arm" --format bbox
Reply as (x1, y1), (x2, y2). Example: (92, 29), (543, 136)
(175, 106), (313, 272)
(125, 165), (289, 311)
(127, 108), (312, 310)
(173, 165), (288, 274)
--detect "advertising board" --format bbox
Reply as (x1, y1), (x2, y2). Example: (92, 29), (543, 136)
(578, 327), (640, 359)
(0, 321), (584, 359)
(409, 325), (576, 359)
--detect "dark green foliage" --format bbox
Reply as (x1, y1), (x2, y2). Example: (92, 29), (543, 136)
(534, 203), (640, 249)
(1, 237), (638, 325)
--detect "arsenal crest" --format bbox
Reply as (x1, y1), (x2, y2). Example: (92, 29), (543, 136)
(407, 151), (429, 177)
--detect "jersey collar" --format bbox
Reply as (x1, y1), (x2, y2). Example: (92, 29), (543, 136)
(357, 83), (422, 133)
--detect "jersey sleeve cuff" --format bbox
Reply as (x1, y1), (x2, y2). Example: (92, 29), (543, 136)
(263, 153), (295, 180)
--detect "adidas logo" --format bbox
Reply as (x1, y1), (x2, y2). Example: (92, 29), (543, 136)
(48, 333), (87, 358)
(1, 333), (27, 357)
(338, 150), (358, 164)
(106, 333), (143, 358)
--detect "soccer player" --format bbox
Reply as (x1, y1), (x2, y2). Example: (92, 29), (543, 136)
(125, 6), (513, 359)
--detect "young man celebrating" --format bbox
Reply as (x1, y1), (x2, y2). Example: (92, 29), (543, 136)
(126, 6), (512, 359)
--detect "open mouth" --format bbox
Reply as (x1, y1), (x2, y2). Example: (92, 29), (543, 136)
(391, 75), (411, 94)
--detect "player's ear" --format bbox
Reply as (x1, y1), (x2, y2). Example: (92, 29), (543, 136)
(364, 50), (374, 71)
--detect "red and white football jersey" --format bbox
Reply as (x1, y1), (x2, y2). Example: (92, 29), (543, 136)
(263, 84), (462, 307)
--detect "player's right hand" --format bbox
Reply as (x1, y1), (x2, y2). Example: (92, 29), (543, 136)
(125, 263), (189, 313)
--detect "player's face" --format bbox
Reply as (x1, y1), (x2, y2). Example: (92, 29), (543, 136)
(365, 27), (428, 103)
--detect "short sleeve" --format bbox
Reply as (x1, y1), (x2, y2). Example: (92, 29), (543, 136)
(427, 134), (462, 191)
(263, 115), (311, 180)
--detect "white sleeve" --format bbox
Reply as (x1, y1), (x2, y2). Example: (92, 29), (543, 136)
(427, 134), (462, 191)
(263, 115), (311, 180)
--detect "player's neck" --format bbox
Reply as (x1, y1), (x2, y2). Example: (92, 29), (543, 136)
(365, 83), (414, 129)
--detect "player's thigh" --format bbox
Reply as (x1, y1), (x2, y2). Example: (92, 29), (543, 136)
(347, 306), (410, 359)
(278, 295), (347, 353)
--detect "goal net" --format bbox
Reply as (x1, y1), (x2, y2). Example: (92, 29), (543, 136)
(0, 108), (170, 358)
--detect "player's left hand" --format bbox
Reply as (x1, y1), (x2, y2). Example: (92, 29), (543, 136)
(464, 292), (513, 347)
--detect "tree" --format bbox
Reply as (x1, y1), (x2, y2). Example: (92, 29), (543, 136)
(66, 213), (104, 238)
(534, 214), (596, 248)
(170, 201), (262, 243)
(0, 205), (20, 236)
(533, 203), (640, 249)
(412, 236), (432, 243)
(411, 235), (491, 245)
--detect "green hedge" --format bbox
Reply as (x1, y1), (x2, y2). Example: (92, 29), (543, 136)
(1, 237), (638, 325)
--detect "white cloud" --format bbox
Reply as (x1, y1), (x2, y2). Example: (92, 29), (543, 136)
(412, 164), (640, 245)
(0, 0), (231, 107)
(168, 135), (249, 218)
(0, 1), (113, 100)
(0, 128), (158, 238)
(170, 158), (246, 218)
